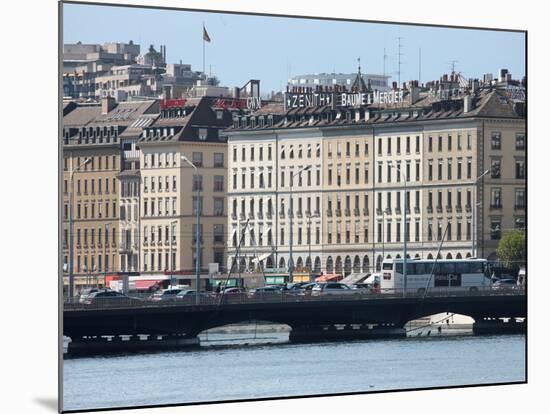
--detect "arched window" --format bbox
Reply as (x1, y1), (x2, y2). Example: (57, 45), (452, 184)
(335, 256), (343, 275)
(466, 252), (471, 258)
(326, 256), (334, 273)
(353, 256), (361, 273)
(362, 255), (370, 273)
(376, 255), (383, 271)
(314, 256), (321, 273)
(415, 253), (420, 259)
(344, 256), (352, 276)
(456, 253), (462, 259)
(305, 256), (312, 271)
(386, 254), (392, 259)
(279, 257), (286, 269)
(427, 253), (434, 260)
(396, 254), (401, 259)
(266, 256), (274, 269)
(296, 257), (303, 270)
(446, 253), (453, 259)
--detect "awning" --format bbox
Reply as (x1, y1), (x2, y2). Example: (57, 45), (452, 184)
(135, 280), (161, 290)
(315, 273), (343, 283)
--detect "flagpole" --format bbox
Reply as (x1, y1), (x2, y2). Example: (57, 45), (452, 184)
(202, 23), (205, 77)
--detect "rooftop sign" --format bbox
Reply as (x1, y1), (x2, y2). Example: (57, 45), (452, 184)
(284, 90), (404, 110)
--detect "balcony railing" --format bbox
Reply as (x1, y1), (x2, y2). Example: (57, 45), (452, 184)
(326, 209), (333, 217)
(446, 205), (453, 213)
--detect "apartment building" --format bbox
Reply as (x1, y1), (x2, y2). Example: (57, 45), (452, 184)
(137, 97), (237, 287)
(62, 97), (158, 288)
(226, 84), (526, 277)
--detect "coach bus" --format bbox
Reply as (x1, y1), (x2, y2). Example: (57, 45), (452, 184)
(380, 258), (491, 293)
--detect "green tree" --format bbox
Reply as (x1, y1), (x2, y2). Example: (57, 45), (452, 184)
(496, 229), (526, 269)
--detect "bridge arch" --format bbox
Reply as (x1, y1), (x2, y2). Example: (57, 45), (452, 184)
(362, 255), (370, 273)
(427, 253), (433, 259)
(335, 256), (343, 275)
(466, 252), (471, 258)
(456, 253), (462, 259)
(415, 253), (420, 259)
(386, 254), (392, 259)
(446, 253), (453, 259)
(396, 254), (401, 259)
(352, 256), (360, 273)
(344, 256), (352, 276)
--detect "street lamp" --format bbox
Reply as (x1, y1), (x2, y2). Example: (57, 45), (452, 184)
(389, 162), (408, 297)
(169, 219), (177, 289)
(68, 157), (91, 302)
(472, 169), (490, 258)
(289, 165), (311, 283)
(306, 212), (319, 273)
(181, 155), (201, 305)
(103, 222), (112, 288)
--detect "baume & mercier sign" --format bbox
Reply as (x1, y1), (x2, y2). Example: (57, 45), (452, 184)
(284, 90), (404, 110)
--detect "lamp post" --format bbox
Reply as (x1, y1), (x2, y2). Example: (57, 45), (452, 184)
(389, 163), (408, 297)
(472, 169), (490, 258)
(181, 155), (201, 305)
(68, 157), (91, 302)
(289, 165), (311, 283)
(169, 220), (177, 289)
(103, 222), (112, 288)
(306, 212), (319, 273)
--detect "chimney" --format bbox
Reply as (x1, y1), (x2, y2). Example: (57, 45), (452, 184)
(464, 93), (472, 113)
(101, 96), (116, 114)
(364, 109), (371, 122)
(410, 86), (420, 105)
(392, 81), (397, 89)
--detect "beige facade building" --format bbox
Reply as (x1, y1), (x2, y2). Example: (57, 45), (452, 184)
(136, 97), (235, 287)
(62, 97), (158, 288)
(226, 85), (526, 277)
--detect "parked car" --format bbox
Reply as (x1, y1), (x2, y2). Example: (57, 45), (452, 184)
(83, 289), (142, 306)
(492, 279), (518, 290)
(150, 288), (185, 301)
(311, 282), (358, 296)
(350, 283), (372, 293)
(78, 287), (100, 303)
(248, 285), (283, 298)
(299, 282), (317, 296)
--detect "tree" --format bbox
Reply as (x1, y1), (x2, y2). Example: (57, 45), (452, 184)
(496, 229), (526, 270)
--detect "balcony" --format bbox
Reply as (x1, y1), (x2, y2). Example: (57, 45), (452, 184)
(297, 211), (303, 219)
(446, 205), (453, 213)
(514, 204), (526, 210)
(490, 204), (503, 210)
(266, 212), (273, 220)
(257, 211), (264, 219)
(395, 208), (401, 215)
(335, 209), (342, 217)
(279, 211), (285, 219)
(385, 208), (392, 215)
(248, 212), (255, 219)
(363, 208), (369, 216)
(455, 205), (462, 213)
(376, 208), (382, 216)
(427, 206), (433, 214)
(436, 206), (443, 214)
(326, 209), (333, 217)
(231, 213), (237, 220)
(240, 213), (246, 220)
(414, 206), (420, 214)
(465, 205), (472, 213)
(344, 209), (351, 217)
(354, 208), (360, 216)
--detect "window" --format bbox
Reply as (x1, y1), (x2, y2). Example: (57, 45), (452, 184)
(515, 189), (526, 209)
(214, 198), (224, 216)
(378, 138), (382, 155)
(198, 128), (207, 140)
(193, 175), (203, 191)
(214, 153), (224, 168)
(490, 218), (501, 240)
(428, 160), (433, 181)
(467, 158), (472, 179)
(214, 175), (224, 192)
(516, 133), (525, 150)
(491, 132), (502, 150)
(251, 147), (255, 161)
(491, 159), (502, 178)
(214, 224), (224, 243)
(415, 161), (420, 181)
(448, 135), (452, 151)
(415, 136), (420, 153)
(406, 136), (410, 153)
(192, 152), (203, 167)
(397, 137), (401, 154)
(457, 221), (462, 240)
(515, 160), (525, 179)
(387, 137), (392, 155)
(515, 217), (525, 229)
(377, 222), (382, 243)
(438, 135), (442, 152)
(490, 188), (502, 209)
(233, 147), (237, 162)
(447, 159), (452, 180)
(437, 160), (443, 180)
(428, 136), (433, 152)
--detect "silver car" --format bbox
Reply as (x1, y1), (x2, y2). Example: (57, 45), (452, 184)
(311, 282), (358, 296)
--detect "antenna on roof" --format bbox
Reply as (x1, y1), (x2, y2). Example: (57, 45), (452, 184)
(418, 48), (422, 85)
(397, 37), (404, 86)
(450, 60), (459, 75)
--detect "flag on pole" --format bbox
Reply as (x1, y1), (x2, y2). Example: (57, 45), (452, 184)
(203, 25), (211, 42)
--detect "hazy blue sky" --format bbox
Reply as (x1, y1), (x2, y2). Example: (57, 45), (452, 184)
(63, 3), (525, 93)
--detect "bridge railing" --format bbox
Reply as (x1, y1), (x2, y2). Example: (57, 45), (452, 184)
(63, 286), (525, 311)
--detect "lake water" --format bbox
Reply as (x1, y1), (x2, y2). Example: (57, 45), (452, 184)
(63, 333), (525, 411)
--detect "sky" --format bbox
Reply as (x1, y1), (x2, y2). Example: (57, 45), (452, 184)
(63, 3), (526, 94)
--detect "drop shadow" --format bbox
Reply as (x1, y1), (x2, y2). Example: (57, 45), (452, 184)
(34, 397), (58, 412)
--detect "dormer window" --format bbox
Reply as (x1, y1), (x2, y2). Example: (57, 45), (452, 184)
(198, 128), (207, 140)
(170, 127), (174, 136)
(142, 130), (147, 138)
(268, 116), (273, 127)
(233, 118), (239, 128)
(259, 117), (265, 128)
(163, 128), (167, 137)
(216, 110), (223, 120)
